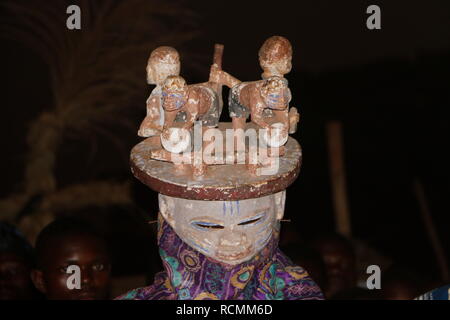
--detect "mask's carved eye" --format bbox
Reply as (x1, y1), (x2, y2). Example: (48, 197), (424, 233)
(238, 212), (266, 226)
(238, 217), (261, 226)
(192, 221), (224, 230)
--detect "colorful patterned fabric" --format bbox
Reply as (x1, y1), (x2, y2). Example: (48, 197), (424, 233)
(116, 215), (323, 300)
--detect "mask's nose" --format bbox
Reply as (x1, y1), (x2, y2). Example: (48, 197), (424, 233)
(219, 230), (247, 247)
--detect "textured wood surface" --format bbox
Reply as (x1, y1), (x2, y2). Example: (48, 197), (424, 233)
(130, 124), (302, 200)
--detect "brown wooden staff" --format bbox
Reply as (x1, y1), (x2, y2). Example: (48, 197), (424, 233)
(209, 43), (224, 118)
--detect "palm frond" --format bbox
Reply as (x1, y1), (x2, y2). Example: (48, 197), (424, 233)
(0, 0), (200, 225)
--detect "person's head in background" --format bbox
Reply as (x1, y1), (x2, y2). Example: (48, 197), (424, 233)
(281, 243), (328, 293)
(311, 233), (357, 298)
(31, 218), (111, 300)
(381, 264), (423, 300)
(0, 222), (41, 300)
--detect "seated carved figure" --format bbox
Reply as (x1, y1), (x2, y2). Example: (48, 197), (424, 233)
(150, 75), (221, 176)
(213, 36), (299, 139)
(229, 76), (291, 130)
(160, 75), (220, 135)
(138, 46), (181, 138)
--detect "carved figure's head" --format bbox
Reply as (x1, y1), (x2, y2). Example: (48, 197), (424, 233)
(146, 46), (180, 85)
(259, 36), (292, 78)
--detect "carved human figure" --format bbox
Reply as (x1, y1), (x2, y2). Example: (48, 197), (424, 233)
(160, 75), (220, 137)
(233, 36), (297, 135)
(212, 36), (299, 144)
(229, 76), (290, 132)
(149, 75), (221, 176)
(138, 46), (181, 137)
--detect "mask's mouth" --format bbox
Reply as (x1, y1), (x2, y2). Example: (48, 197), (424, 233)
(215, 244), (253, 262)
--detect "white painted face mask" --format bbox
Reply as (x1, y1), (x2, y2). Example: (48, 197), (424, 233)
(159, 191), (286, 266)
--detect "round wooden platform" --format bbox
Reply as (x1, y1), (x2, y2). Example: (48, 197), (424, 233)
(130, 127), (302, 200)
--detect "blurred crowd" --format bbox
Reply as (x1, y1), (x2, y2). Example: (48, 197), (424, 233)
(0, 218), (447, 300)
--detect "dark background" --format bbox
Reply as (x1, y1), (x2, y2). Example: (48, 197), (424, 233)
(1, 0), (449, 280)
